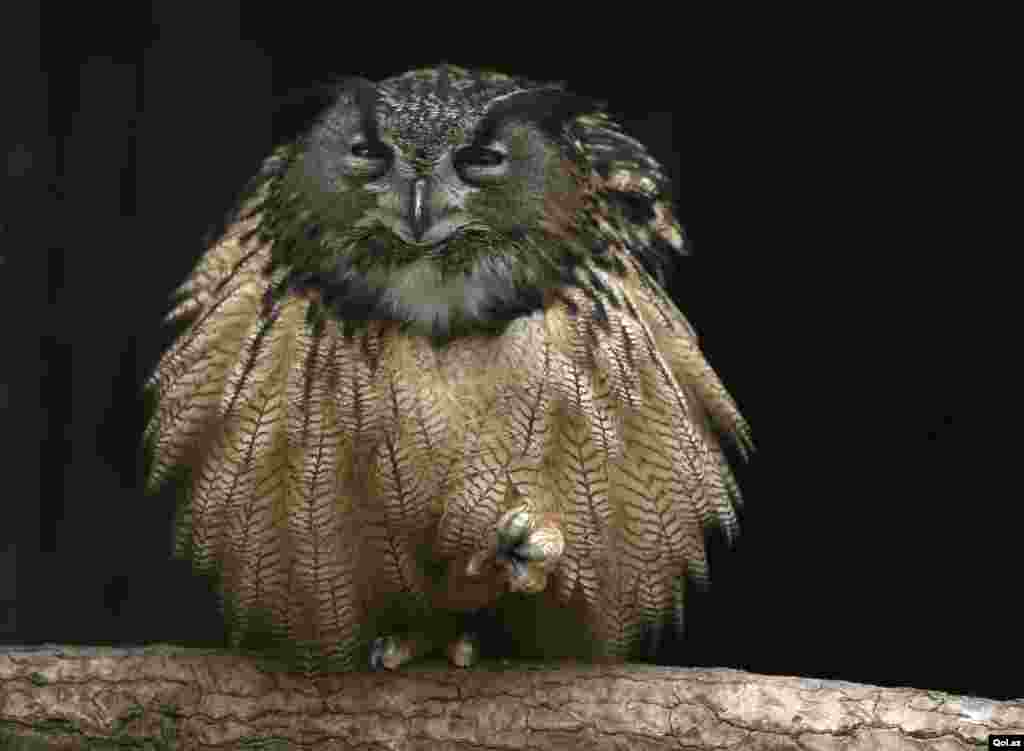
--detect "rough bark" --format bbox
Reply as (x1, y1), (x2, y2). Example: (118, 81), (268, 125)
(0, 644), (1020, 749)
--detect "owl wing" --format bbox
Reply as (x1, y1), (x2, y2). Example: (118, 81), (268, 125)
(144, 193), (448, 672)
(475, 253), (750, 661)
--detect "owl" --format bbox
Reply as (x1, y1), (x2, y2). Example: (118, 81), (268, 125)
(144, 64), (752, 674)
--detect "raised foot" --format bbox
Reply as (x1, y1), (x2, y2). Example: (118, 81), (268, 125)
(492, 504), (565, 594)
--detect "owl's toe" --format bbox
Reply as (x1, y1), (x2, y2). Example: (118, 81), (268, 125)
(447, 631), (480, 668)
(369, 636), (401, 670)
(494, 505), (565, 594)
(370, 635), (424, 670)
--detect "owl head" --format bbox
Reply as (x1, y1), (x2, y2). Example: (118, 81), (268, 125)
(249, 64), (685, 341)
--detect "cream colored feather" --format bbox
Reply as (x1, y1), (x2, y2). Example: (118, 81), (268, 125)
(147, 187), (751, 669)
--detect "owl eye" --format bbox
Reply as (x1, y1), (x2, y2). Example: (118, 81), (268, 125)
(350, 141), (391, 160)
(456, 146), (505, 167)
(454, 146), (508, 182)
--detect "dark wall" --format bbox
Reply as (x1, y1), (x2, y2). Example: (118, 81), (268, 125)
(22, 4), (1013, 702)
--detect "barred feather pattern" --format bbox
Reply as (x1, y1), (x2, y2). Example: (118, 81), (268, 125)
(145, 205), (751, 670)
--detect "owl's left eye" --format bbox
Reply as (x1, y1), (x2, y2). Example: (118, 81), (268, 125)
(454, 146), (508, 183)
(456, 146), (506, 168)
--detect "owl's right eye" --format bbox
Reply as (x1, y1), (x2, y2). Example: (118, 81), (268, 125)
(350, 141), (391, 160)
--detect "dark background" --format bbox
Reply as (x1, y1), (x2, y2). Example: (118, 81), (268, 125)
(15, 5), (1013, 702)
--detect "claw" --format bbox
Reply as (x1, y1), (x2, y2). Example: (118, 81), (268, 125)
(497, 508), (532, 545)
(369, 635), (416, 670)
(513, 540), (551, 561)
(447, 632), (480, 668)
(369, 636), (397, 670)
(493, 504), (564, 594)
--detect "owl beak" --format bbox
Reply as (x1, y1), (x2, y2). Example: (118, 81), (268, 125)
(410, 177), (430, 242)
(405, 176), (467, 248)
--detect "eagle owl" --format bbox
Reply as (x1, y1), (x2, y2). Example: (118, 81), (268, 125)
(144, 64), (752, 673)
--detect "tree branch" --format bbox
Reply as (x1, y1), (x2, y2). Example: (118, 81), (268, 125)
(1, 644), (1020, 749)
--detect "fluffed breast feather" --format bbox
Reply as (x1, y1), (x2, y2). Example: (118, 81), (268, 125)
(144, 195), (753, 671)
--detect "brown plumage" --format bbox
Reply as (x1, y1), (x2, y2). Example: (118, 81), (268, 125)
(144, 65), (752, 672)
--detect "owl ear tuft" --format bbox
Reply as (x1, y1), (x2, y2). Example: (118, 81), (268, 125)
(476, 87), (606, 143)
(254, 76), (380, 149)
(340, 77), (381, 127)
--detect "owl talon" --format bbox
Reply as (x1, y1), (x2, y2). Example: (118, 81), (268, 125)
(494, 504), (564, 594)
(499, 508), (532, 543)
(447, 631), (480, 668)
(369, 634), (426, 670)
(369, 636), (401, 670)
